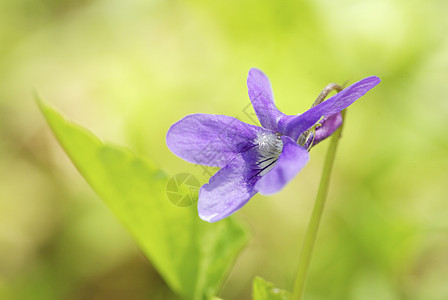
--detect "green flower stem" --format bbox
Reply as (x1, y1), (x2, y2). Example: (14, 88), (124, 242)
(292, 109), (347, 300)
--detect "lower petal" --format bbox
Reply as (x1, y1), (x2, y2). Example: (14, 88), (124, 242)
(198, 153), (258, 222)
(198, 134), (309, 222)
(255, 136), (309, 195)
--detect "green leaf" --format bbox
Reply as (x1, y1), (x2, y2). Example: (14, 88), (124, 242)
(37, 98), (249, 300)
(252, 277), (291, 300)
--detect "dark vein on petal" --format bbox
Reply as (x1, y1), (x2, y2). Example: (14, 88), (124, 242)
(256, 156), (277, 165)
(248, 159), (278, 181)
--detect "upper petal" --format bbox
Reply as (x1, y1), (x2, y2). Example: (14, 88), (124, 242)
(278, 76), (381, 141)
(166, 114), (262, 167)
(247, 68), (286, 131)
(255, 136), (310, 195)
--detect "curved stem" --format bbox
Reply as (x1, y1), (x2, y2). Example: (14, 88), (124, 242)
(291, 101), (346, 299)
(311, 83), (343, 107)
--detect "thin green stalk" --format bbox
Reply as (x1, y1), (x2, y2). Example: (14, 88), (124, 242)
(291, 110), (347, 300)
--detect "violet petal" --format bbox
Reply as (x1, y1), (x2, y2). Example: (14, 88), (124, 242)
(166, 114), (262, 167)
(313, 113), (343, 146)
(302, 113), (343, 149)
(255, 136), (309, 195)
(247, 68), (286, 132)
(278, 76), (381, 141)
(198, 129), (286, 222)
(198, 151), (259, 222)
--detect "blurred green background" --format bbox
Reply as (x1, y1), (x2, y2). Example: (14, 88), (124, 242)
(1, 0), (448, 299)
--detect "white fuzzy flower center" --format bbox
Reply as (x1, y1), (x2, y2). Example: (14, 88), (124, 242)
(254, 131), (283, 176)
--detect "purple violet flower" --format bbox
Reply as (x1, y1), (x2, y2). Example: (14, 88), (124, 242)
(166, 69), (380, 222)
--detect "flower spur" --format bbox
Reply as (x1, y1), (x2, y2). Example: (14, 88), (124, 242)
(166, 69), (380, 222)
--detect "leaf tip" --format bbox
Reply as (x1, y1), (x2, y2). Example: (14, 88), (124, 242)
(34, 91), (51, 117)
